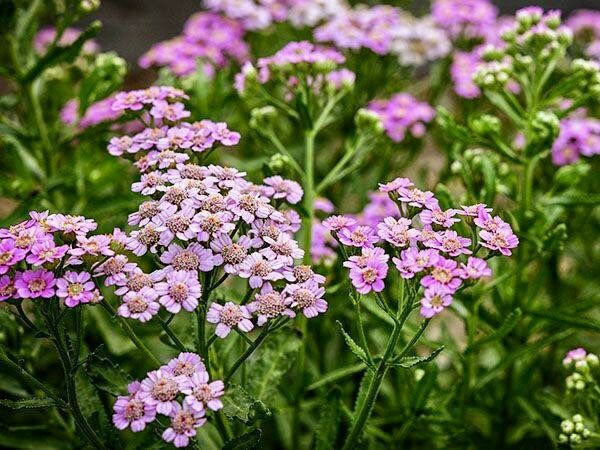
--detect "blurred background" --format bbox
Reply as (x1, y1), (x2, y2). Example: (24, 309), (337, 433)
(88, 0), (600, 65)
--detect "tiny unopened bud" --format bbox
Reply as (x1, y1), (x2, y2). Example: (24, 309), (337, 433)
(561, 420), (574, 434)
(414, 369), (425, 382)
(355, 108), (384, 134)
(78, 0), (100, 13)
(450, 161), (462, 174)
(586, 353), (599, 367)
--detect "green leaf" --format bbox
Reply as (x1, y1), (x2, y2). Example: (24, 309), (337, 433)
(410, 367), (438, 412)
(542, 193), (600, 206)
(479, 155), (497, 205)
(222, 384), (270, 424)
(523, 308), (600, 333)
(0, 0), (16, 34)
(246, 328), (301, 404)
(390, 346), (444, 368)
(352, 370), (373, 414)
(23, 21), (102, 82)
(307, 363), (366, 391)
(0, 397), (58, 409)
(466, 308), (522, 353)
(337, 321), (374, 370)
(315, 386), (342, 450)
(85, 349), (131, 396)
(223, 428), (262, 450)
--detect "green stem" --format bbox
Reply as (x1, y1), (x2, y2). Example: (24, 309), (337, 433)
(302, 130), (315, 265)
(341, 322), (402, 450)
(25, 81), (53, 178)
(159, 316), (188, 352)
(355, 300), (373, 365)
(316, 135), (366, 193)
(224, 326), (271, 384)
(100, 301), (161, 366)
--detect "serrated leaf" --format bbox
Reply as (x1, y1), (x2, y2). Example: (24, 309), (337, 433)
(0, 397), (58, 409)
(223, 428), (262, 450)
(315, 386), (342, 450)
(352, 370), (373, 414)
(222, 384), (270, 424)
(337, 321), (374, 370)
(390, 346), (444, 368)
(466, 308), (522, 353)
(85, 349), (131, 396)
(246, 328), (301, 404)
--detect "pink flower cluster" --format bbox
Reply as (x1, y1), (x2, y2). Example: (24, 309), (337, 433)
(235, 41), (354, 96)
(551, 117), (600, 166)
(203, 0), (345, 31)
(34, 26), (100, 55)
(325, 177), (518, 318)
(567, 10), (600, 60)
(431, 0), (498, 40)
(113, 352), (224, 448)
(60, 95), (126, 130)
(367, 93), (435, 143)
(139, 12), (249, 78)
(314, 5), (450, 66)
(0, 211), (108, 306)
(101, 87), (327, 330)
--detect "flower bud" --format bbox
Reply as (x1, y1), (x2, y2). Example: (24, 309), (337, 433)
(355, 108), (384, 134)
(561, 420), (574, 434)
(471, 114), (501, 136)
(78, 0), (100, 14)
(586, 353), (599, 367)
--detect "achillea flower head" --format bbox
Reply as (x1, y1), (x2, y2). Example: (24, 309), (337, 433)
(155, 270), (202, 313)
(14, 269), (56, 299)
(367, 93), (435, 143)
(432, 0), (498, 40)
(112, 381), (156, 432)
(343, 249), (389, 294)
(551, 117), (600, 165)
(56, 271), (99, 307)
(118, 287), (160, 322)
(207, 301), (254, 338)
(420, 285), (453, 318)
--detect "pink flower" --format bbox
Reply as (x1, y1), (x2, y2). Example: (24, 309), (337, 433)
(430, 230), (472, 257)
(563, 348), (587, 366)
(420, 285), (453, 318)
(458, 257), (492, 280)
(378, 177), (414, 193)
(161, 243), (222, 273)
(207, 302), (254, 338)
(421, 257), (462, 293)
(420, 207), (460, 228)
(261, 233), (304, 264)
(0, 239), (27, 274)
(139, 370), (187, 415)
(0, 275), (17, 301)
(26, 240), (69, 265)
(343, 249), (389, 294)
(95, 255), (137, 286)
(155, 270), (202, 313)
(163, 352), (206, 377)
(56, 271), (98, 307)
(376, 217), (418, 248)
(284, 280), (327, 318)
(393, 248), (441, 279)
(210, 235), (251, 273)
(14, 269), (56, 299)
(237, 252), (285, 288)
(247, 284), (295, 326)
(397, 188), (439, 209)
(161, 401), (206, 448)
(112, 381), (156, 432)
(195, 211), (235, 242)
(479, 228), (519, 256)
(263, 176), (303, 204)
(117, 287), (160, 322)
(182, 370), (225, 412)
(338, 225), (379, 248)
(322, 215), (357, 232)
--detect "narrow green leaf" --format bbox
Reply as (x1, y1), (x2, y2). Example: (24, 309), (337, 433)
(23, 21), (102, 82)
(307, 363), (366, 391)
(466, 308), (522, 353)
(0, 397), (58, 409)
(337, 321), (374, 370)
(85, 350), (131, 396)
(523, 308), (600, 333)
(542, 193), (600, 206)
(315, 387), (342, 450)
(223, 428), (262, 450)
(410, 367), (438, 412)
(390, 346), (444, 368)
